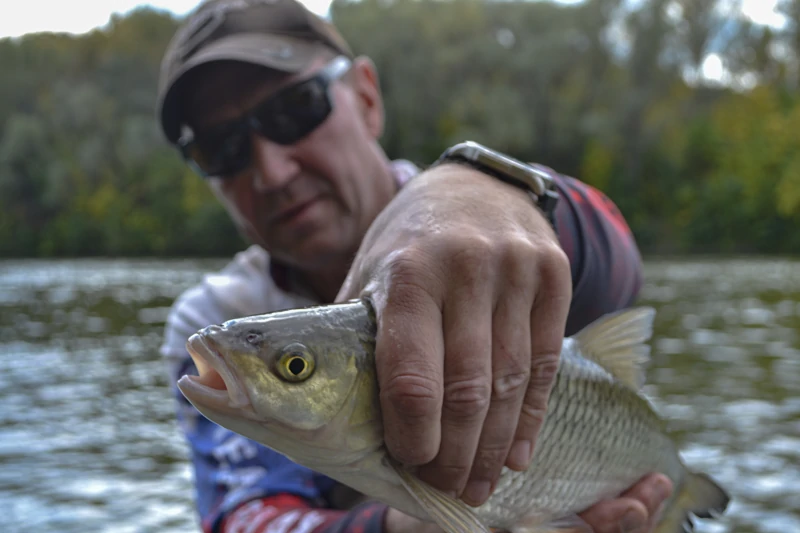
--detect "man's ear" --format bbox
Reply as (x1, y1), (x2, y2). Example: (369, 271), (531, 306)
(350, 56), (384, 139)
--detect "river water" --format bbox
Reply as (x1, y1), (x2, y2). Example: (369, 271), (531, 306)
(0, 258), (798, 532)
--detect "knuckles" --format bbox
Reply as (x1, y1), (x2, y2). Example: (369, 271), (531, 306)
(373, 213), (571, 470)
(518, 400), (549, 430)
(529, 353), (560, 389)
(443, 235), (494, 274)
(443, 232), (570, 290)
(492, 369), (530, 401)
(472, 444), (512, 475)
(381, 248), (443, 306)
(380, 370), (442, 465)
(441, 377), (492, 420)
(381, 371), (442, 422)
(535, 240), (571, 282)
(383, 247), (433, 284)
(379, 228), (570, 296)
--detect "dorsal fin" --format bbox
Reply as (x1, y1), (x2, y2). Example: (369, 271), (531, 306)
(571, 307), (656, 390)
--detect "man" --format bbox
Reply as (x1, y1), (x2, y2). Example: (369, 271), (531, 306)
(156, 1), (672, 532)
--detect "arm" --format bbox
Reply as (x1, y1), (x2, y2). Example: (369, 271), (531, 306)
(541, 167), (644, 335)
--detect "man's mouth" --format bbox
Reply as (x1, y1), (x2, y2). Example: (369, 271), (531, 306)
(177, 334), (251, 410)
(270, 197), (322, 225)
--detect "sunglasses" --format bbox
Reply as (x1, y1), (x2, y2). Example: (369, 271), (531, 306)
(177, 55), (352, 178)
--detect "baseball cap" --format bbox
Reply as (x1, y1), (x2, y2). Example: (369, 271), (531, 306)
(156, 0), (354, 144)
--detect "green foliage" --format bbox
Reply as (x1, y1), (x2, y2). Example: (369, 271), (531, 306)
(0, 8), (244, 258)
(0, 0), (798, 257)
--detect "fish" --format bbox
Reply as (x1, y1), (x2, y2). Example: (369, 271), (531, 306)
(176, 298), (730, 533)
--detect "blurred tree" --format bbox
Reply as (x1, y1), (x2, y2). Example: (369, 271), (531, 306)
(0, 0), (796, 257)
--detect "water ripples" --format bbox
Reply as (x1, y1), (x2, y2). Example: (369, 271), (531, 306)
(1, 258), (798, 532)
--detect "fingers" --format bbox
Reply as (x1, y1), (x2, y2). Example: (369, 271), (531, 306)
(580, 497), (649, 533)
(621, 473), (673, 530)
(375, 256), (445, 466)
(375, 236), (570, 511)
(509, 244), (571, 471)
(384, 508), (446, 533)
(579, 473), (673, 533)
(416, 246), (494, 497)
(458, 272), (533, 506)
(369, 226), (571, 513)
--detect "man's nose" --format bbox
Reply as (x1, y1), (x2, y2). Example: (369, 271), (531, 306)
(249, 133), (300, 193)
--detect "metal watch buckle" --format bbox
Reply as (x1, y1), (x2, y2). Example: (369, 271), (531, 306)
(436, 141), (559, 221)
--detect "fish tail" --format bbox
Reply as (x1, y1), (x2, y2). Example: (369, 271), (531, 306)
(655, 472), (730, 533)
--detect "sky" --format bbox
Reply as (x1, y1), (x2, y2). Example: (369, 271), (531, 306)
(0, 0), (333, 39)
(0, 0), (788, 39)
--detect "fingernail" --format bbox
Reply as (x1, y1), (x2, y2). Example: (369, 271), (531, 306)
(620, 509), (646, 533)
(463, 480), (491, 506)
(507, 440), (532, 469)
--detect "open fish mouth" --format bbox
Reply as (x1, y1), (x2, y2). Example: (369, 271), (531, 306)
(177, 333), (252, 410)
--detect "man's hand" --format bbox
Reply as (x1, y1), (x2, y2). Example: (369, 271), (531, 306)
(382, 473), (673, 533)
(579, 473), (673, 533)
(337, 164), (572, 506)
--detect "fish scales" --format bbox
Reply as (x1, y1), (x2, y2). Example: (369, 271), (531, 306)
(482, 357), (680, 529)
(177, 299), (730, 533)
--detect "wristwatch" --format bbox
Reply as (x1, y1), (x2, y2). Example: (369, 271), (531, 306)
(432, 141), (559, 226)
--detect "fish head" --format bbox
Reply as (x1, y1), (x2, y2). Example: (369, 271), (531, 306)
(177, 300), (384, 466)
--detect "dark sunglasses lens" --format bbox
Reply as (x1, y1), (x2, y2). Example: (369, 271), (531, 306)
(186, 127), (251, 177)
(256, 78), (332, 145)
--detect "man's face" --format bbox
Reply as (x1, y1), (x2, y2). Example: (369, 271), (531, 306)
(182, 55), (394, 271)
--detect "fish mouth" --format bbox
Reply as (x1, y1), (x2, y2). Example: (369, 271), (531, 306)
(177, 333), (252, 411)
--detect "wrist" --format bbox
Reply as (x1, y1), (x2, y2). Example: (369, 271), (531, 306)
(420, 162), (531, 199)
(429, 141), (559, 227)
(417, 163), (555, 231)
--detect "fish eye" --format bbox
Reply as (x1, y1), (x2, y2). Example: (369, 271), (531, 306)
(276, 342), (315, 382)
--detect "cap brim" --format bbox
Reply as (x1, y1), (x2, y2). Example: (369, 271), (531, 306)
(158, 33), (325, 143)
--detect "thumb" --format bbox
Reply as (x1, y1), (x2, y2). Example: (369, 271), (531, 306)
(335, 258), (366, 303)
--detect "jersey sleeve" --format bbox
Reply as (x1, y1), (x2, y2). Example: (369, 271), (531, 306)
(542, 168), (644, 335)
(218, 496), (388, 533)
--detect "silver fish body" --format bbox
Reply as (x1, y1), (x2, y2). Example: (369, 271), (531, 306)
(177, 299), (729, 533)
(475, 341), (681, 528)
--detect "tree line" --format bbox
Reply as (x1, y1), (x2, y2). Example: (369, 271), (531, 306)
(1, 0), (799, 257)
